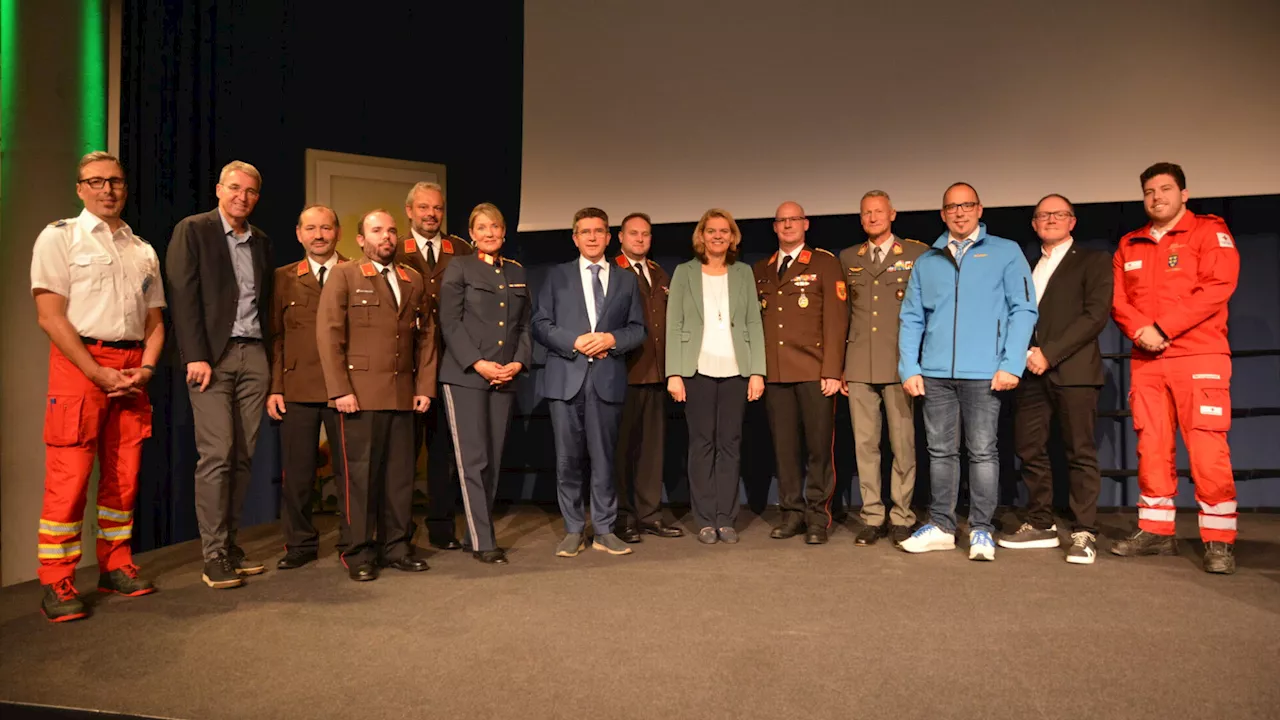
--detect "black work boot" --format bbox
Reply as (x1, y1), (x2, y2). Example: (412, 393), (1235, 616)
(1110, 529), (1177, 557)
(1203, 541), (1236, 575)
(42, 579), (89, 623)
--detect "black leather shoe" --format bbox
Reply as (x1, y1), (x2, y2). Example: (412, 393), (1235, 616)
(429, 537), (463, 550)
(771, 519), (804, 539)
(890, 525), (913, 547)
(640, 520), (684, 538)
(349, 562), (378, 582)
(474, 550), (509, 565)
(617, 524), (643, 544)
(805, 526), (829, 544)
(277, 550), (318, 570)
(385, 555), (430, 572)
(854, 525), (882, 547)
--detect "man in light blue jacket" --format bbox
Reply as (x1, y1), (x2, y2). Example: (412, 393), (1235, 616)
(897, 182), (1037, 561)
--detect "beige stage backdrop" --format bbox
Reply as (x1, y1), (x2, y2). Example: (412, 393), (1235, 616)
(303, 150), (448, 508)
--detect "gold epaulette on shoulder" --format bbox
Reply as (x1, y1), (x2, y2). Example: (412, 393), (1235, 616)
(448, 234), (472, 246)
(49, 218), (72, 228)
(815, 247), (835, 256)
(505, 258), (523, 267)
(904, 238), (928, 246)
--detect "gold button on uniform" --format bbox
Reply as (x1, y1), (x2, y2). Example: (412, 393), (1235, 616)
(499, 321), (505, 327)
(498, 340), (504, 346)
(500, 302), (505, 307)
(872, 327), (878, 332)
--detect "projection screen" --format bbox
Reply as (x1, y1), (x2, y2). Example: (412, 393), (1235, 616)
(520, 0), (1280, 231)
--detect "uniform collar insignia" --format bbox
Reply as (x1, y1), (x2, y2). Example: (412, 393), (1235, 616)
(892, 242), (903, 255)
(404, 238), (418, 254)
(478, 251), (500, 266)
(614, 254), (630, 268)
(857, 244), (867, 256)
(296, 262), (309, 276)
(441, 238), (454, 254)
(359, 262), (377, 277)
(395, 265), (411, 282)
(797, 249), (812, 264)
(768, 252), (778, 264)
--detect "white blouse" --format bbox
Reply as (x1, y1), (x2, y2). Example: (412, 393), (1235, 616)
(697, 271), (740, 378)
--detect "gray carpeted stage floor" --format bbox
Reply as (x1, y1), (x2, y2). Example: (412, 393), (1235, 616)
(1, 507), (1278, 720)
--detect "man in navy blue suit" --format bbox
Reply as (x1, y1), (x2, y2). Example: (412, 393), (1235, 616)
(532, 207), (647, 557)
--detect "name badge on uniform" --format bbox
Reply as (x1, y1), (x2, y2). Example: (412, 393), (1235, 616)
(509, 283), (526, 288)
(1124, 260), (1143, 271)
(356, 288), (375, 294)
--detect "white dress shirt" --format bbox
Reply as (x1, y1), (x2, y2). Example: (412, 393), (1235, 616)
(369, 259), (401, 306)
(307, 254), (339, 283)
(411, 228), (442, 261)
(870, 234), (896, 264)
(30, 208), (166, 341)
(579, 255), (610, 330)
(697, 271), (740, 378)
(776, 246), (802, 273)
(623, 253), (651, 286)
(947, 227), (981, 259)
(1032, 238), (1073, 306)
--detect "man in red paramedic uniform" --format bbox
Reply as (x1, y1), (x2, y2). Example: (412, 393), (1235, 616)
(1110, 162), (1240, 574)
(30, 151), (166, 621)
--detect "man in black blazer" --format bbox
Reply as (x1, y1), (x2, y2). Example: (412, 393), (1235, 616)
(166, 160), (274, 589)
(999, 194), (1113, 564)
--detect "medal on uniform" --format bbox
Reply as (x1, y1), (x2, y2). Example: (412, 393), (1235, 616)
(761, 298), (768, 310)
(798, 293), (809, 308)
(896, 288), (905, 300)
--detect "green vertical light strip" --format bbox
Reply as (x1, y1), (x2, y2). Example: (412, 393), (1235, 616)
(80, 0), (107, 153)
(1, 0), (18, 183)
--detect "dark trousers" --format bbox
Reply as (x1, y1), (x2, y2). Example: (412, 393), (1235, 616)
(279, 401), (345, 553)
(613, 383), (666, 529)
(189, 340), (269, 559)
(685, 374), (747, 530)
(549, 369), (623, 534)
(334, 409), (415, 565)
(417, 402), (460, 543)
(1014, 374), (1101, 533)
(441, 384), (515, 553)
(765, 380), (836, 527)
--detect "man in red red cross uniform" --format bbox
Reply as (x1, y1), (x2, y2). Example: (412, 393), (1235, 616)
(1110, 162), (1240, 574)
(30, 152), (166, 622)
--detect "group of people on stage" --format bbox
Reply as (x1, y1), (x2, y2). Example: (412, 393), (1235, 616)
(30, 152), (1242, 623)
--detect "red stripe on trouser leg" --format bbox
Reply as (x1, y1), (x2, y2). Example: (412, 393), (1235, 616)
(1130, 358), (1178, 536)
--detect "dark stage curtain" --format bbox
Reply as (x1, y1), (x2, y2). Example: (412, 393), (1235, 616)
(118, 1), (524, 551)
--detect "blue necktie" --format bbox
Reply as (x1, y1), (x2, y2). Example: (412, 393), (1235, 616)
(950, 239), (974, 263)
(589, 264), (605, 330)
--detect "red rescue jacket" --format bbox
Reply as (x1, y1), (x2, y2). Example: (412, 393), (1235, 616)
(1111, 211), (1239, 359)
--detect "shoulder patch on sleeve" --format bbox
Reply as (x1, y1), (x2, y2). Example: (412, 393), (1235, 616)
(1216, 232), (1234, 248)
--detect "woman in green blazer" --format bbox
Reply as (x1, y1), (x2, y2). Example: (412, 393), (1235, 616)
(665, 208), (766, 545)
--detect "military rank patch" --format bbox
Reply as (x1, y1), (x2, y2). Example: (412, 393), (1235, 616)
(835, 281), (847, 301)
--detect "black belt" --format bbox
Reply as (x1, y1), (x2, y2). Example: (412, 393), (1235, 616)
(229, 336), (262, 344)
(81, 336), (143, 350)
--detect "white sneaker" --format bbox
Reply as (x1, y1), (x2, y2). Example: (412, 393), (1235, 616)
(899, 523), (956, 553)
(1065, 531), (1097, 565)
(969, 530), (996, 561)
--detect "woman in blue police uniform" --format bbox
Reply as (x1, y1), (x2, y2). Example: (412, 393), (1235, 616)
(437, 204), (532, 564)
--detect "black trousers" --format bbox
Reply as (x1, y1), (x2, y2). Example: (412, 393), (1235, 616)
(416, 402), (460, 543)
(441, 384), (515, 553)
(1013, 374), (1101, 533)
(765, 380), (836, 527)
(279, 401), (345, 553)
(335, 409), (415, 565)
(613, 383), (666, 529)
(685, 374), (746, 530)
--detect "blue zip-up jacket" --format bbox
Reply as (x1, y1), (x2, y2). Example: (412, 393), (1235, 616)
(897, 223), (1038, 381)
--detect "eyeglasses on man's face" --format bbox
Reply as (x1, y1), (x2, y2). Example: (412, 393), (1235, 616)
(78, 176), (127, 190)
(773, 215), (806, 225)
(942, 202), (979, 214)
(575, 228), (608, 238)
(1032, 210), (1074, 221)
(221, 183), (261, 198)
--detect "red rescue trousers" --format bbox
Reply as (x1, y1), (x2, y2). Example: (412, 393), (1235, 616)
(38, 343), (152, 584)
(1129, 353), (1236, 543)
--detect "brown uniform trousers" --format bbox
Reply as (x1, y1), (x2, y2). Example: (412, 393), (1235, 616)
(396, 234), (473, 544)
(316, 259), (437, 565)
(270, 257), (349, 553)
(838, 236), (927, 528)
(753, 246), (848, 528)
(612, 255), (671, 530)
